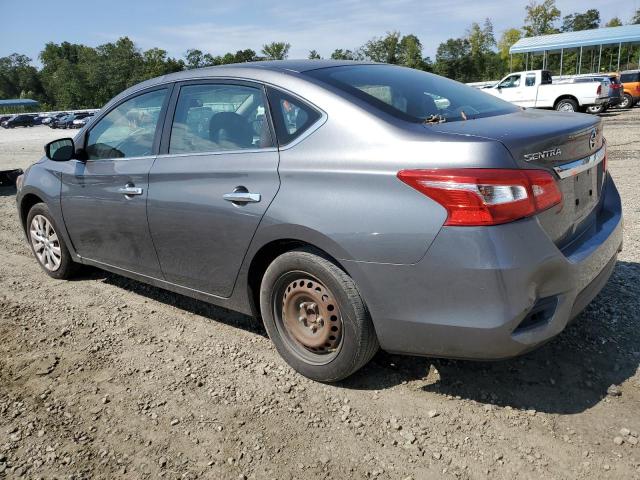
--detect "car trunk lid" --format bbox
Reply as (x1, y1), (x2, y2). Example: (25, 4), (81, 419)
(428, 109), (605, 246)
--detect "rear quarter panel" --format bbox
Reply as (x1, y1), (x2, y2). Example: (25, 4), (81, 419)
(255, 84), (518, 265)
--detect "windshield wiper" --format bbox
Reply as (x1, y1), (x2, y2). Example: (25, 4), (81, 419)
(423, 114), (446, 124)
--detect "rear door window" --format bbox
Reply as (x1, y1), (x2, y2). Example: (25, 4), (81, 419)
(525, 74), (536, 87)
(169, 83), (273, 154)
(266, 88), (322, 146)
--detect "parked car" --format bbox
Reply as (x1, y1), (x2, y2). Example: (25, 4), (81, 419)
(71, 112), (95, 128)
(570, 75), (618, 114)
(44, 112), (68, 126)
(0, 115), (12, 124)
(50, 112), (91, 129)
(619, 70), (640, 109)
(32, 114), (50, 125)
(485, 69), (609, 112)
(605, 74), (623, 109)
(15, 60), (623, 381)
(1, 114), (35, 128)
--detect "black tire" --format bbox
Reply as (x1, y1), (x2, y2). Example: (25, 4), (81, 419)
(260, 248), (379, 382)
(555, 98), (579, 112)
(26, 203), (78, 280)
(620, 93), (634, 109)
(586, 103), (606, 114)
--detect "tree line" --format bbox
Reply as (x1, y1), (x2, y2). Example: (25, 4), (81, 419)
(2, 1), (640, 111)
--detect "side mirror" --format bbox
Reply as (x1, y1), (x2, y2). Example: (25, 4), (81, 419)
(45, 138), (75, 161)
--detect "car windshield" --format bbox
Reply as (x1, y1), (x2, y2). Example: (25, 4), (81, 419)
(305, 64), (518, 123)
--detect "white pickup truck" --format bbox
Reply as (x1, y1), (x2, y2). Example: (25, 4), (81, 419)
(484, 70), (608, 113)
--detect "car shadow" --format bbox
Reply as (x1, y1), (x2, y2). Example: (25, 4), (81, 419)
(98, 271), (267, 337)
(69, 256), (639, 415)
(341, 260), (640, 415)
(0, 186), (17, 197)
(599, 110), (624, 118)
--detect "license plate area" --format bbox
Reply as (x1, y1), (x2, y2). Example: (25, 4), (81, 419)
(570, 166), (600, 224)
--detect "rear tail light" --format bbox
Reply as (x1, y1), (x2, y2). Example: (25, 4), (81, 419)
(597, 84), (602, 95)
(397, 169), (563, 226)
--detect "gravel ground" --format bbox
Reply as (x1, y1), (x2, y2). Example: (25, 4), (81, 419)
(0, 114), (639, 480)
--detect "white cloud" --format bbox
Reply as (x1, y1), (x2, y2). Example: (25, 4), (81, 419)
(115, 0), (635, 59)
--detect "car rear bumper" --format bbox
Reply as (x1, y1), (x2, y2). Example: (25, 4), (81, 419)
(345, 173), (623, 360)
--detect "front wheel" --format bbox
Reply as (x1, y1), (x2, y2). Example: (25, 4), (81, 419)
(26, 203), (79, 279)
(260, 248), (379, 382)
(556, 98), (579, 112)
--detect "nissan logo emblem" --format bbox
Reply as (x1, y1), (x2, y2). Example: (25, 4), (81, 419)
(589, 129), (597, 150)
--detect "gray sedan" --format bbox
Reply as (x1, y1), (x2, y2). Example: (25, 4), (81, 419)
(15, 60), (623, 381)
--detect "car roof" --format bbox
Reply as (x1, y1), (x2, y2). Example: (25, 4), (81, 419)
(199, 59), (374, 74)
(108, 59), (380, 109)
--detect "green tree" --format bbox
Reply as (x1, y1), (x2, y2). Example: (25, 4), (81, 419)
(561, 9), (600, 31)
(0, 54), (44, 101)
(360, 32), (430, 69)
(498, 28), (523, 71)
(141, 48), (184, 78)
(308, 50), (321, 59)
(185, 49), (205, 69)
(605, 17), (622, 27)
(398, 34), (429, 70)
(632, 9), (640, 24)
(330, 49), (358, 60)
(467, 19), (497, 79)
(434, 38), (474, 82)
(261, 42), (290, 60)
(362, 31), (401, 63)
(523, 0), (561, 37)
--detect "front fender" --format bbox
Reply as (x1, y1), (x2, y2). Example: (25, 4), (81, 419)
(16, 162), (79, 261)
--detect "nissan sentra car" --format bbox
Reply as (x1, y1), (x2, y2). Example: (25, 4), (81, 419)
(15, 60), (623, 382)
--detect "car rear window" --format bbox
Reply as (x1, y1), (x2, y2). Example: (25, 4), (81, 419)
(305, 64), (518, 124)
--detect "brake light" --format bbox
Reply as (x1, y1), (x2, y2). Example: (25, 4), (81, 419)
(397, 169), (563, 226)
(597, 85), (602, 95)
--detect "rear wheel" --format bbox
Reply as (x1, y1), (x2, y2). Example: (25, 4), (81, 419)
(556, 98), (579, 112)
(27, 203), (78, 279)
(586, 103), (606, 114)
(260, 248), (378, 382)
(620, 93), (634, 109)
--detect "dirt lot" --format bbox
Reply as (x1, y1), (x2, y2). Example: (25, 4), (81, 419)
(0, 113), (639, 480)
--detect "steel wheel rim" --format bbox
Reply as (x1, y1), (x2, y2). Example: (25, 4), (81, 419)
(272, 272), (343, 365)
(621, 96), (630, 109)
(30, 215), (62, 272)
(560, 103), (575, 112)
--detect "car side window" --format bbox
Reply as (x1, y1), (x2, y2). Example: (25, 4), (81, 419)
(266, 88), (321, 146)
(86, 89), (167, 160)
(169, 84), (273, 154)
(525, 74), (536, 87)
(499, 75), (521, 89)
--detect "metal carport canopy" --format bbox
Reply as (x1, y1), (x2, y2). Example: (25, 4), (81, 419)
(510, 25), (640, 54)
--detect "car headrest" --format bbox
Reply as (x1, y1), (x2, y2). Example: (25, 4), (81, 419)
(209, 112), (253, 148)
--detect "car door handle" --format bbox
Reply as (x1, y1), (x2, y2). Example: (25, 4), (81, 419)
(118, 186), (143, 196)
(223, 192), (261, 203)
